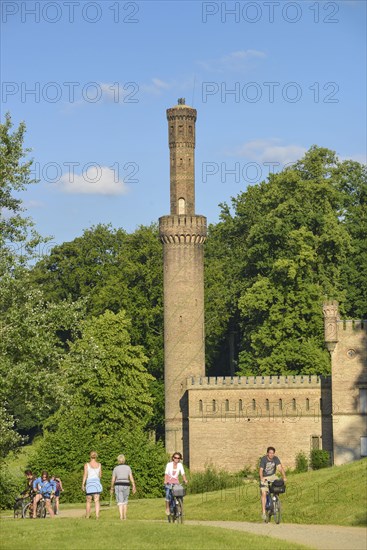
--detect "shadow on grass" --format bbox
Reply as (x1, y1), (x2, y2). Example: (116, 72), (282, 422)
(351, 513), (367, 526)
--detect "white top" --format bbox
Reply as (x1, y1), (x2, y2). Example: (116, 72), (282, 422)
(87, 464), (101, 479)
(165, 461), (185, 484)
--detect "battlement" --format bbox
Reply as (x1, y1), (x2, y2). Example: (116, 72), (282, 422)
(167, 106), (197, 121)
(159, 215), (207, 244)
(186, 375), (331, 389)
(337, 319), (366, 332)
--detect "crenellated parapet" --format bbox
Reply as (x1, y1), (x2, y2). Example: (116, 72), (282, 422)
(186, 375), (331, 389)
(159, 214), (207, 244)
(338, 319), (366, 332)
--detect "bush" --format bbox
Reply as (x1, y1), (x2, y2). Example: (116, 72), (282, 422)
(187, 466), (243, 495)
(0, 464), (23, 509)
(295, 451), (309, 473)
(310, 449), (330, 470)
(29, 426), (167, 502)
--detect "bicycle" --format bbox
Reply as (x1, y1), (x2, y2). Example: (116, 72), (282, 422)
(264, 479), (285, 524)
(22, 496), (47, 519)
(13, 496), (29, 519)
(166, 484), (185, 524)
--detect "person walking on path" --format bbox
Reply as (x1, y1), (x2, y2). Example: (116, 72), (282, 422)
(110, 454), (136, 520)
(82, 451), (103, 519)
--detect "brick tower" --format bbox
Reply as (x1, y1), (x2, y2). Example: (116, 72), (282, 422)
(159, 99), (207, 460)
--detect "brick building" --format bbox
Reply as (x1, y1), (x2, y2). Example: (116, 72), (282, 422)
(159, 100), (367, 471)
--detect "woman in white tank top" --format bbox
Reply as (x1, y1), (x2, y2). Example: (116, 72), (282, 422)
(82, 451), (103, 519)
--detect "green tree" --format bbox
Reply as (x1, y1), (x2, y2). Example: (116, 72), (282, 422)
(0, 114), (82, 455)
(0, 113), (44, 268)
(31, 310), (166, 499)
(31, 224), (165, 435)
(31, 224), (164, 378)
(204, 147), (362, 376)
(336, 160), (367, 318)
(0, 271), (84, 438)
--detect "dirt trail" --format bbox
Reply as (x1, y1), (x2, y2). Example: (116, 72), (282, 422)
(185, 520), (367, 550)
(43, 509), (367, 550)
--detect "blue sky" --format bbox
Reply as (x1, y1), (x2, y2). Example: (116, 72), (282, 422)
(1, 0), (366, 251)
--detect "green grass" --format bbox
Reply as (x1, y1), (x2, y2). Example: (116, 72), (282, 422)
(3, 438), (41, 477)
(1, 458), (365, 550)
(98, 458), (365, 527)
(0, 519), (309, 550)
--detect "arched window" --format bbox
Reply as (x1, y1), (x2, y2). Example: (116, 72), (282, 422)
(266, 399), (269, 411)
(225, 399), (229, 412)
(239, 399), (243, 412)
(306, 398), (310, 411)
(178, 198), (186, 215)
(199, 400), (203, 413)
(252, 399), (256, 410)
(212, 400), (216, 412)
(279, 399), (283, 411)
(292, 398), (296, 411)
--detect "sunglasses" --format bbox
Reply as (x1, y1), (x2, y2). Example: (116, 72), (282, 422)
(173, 456), (180, 460)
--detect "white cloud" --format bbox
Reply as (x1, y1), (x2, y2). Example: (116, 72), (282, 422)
(57, 166), (129, 195)
(198, 50), (266, 73)
(233, 138), (306, 166)
(140, 77), (172, 95)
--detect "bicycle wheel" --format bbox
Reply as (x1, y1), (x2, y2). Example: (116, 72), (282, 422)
(37, 500), (46, 519)
(273, 498), (281, 524)
(175, 498), (183, 524)
(22, 502), (33, 519)
(13, 499), (23, 519)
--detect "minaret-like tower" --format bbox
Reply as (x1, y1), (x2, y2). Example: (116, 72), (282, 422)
(159, 99), (207, 459)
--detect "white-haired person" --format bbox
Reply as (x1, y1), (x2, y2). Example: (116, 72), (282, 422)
(110, 454), (136, 520)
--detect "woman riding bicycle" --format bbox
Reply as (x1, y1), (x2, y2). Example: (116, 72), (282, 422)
(164, 452), (188, 515)
(32, 471), (55, 519)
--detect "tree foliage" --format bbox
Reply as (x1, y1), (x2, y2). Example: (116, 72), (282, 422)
(0, 113), (44, 268)
(31, 310), (166, 499)
(31, 224), (164, 379)
(205, 147), (365, 376)
(0, 270), (85, 437)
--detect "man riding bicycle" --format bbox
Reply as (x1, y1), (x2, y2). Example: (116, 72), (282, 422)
(259, 446), (287, 521)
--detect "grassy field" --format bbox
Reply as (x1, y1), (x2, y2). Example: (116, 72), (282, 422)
(0, 519), (310, 550)
(81, 457), (365, 526)
(1, 458), (365, 549)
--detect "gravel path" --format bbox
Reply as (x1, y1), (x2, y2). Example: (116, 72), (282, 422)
(43, 509), (367, 550)
(185, 520), (367, 550)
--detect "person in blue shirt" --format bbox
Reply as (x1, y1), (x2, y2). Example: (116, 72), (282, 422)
(33, 471), (55, 518)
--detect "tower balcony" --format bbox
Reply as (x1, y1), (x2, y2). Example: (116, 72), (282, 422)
(159, 214), (207, 244)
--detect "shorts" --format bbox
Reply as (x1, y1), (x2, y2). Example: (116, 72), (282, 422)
(114, 485), (130, 505)
(260, 474), (278, 493)
(86, 479), (103, 495)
